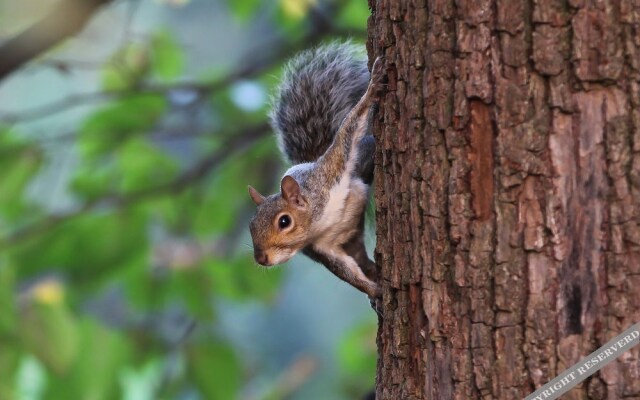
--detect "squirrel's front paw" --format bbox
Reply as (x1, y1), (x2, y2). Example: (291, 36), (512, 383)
(367, 282), (383, 316)
(370, 57), (387, 95)
(369, 295), (383, 317)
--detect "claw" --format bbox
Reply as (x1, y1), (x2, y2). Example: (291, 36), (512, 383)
(369, 295), (383, 317)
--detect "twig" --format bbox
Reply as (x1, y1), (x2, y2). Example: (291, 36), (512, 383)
(243, 355), (317, 400)
(0, 82), (217, 124)
(0, 1), (343, 125)
(0, 0), (115, 82)
(0, 50), (283, 124)
(152, 317), (198, 399)
(0, 123), (270, 250)
(25, 127), (221, 146)
(121, 0), (142, 47)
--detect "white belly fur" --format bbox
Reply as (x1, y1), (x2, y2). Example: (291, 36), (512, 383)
(313, 174), (369, 249)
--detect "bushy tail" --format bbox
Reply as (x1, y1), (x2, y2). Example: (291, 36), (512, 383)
(269, 41), (369, 164)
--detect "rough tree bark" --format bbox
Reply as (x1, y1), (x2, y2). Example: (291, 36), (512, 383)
(368, 0), (640, 399)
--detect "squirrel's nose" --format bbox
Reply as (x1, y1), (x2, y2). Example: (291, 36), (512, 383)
(254, 249), (269, 266)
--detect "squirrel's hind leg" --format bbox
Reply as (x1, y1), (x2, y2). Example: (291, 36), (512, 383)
(302, 245), (380, 299)
(341, 213), (378, 282)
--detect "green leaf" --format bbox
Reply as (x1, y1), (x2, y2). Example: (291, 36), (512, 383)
(207, 255), (283, 302)
(122, 262), (216, 319)
(0, 347), (20, 400)
(271, 0), (310, 35)
(101, 43), (150, 90)
(0, 129), (43, 222)
(0, 260), (19, 400)
(191, 165), (243, 235)
(79, 95), (166, 158)
(149, 194), (190, 232)
(41, 319), (129, 400)
(10, 211), (148, 287)
(0, 333), (23, 400)
(336, 1), (370, 30)
(71, 319), (129, 399)
(187, 340), (240, 400)
(72, 138), (177, 201)
(70, 161), (119, 201)
(337, 321), (377, 395)
(117, 138), (179, 194)
(207, 259), (243, 300)
(227, 0), (261, 22)
(167, 268), (215, 319)
(191, 137), (278, 236)
(120, 263), (158, 311)
(0, 259), (16, 333)
(20, 298), (79, 375)
(150, 30), (184, 81)
(338, 321), (376, 375)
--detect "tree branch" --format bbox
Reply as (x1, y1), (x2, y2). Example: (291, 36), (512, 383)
(0, 123), (270, 250)
(0, 2), (346, 124)
(0, 0), (115, 82)
(0, 77), (257, 124)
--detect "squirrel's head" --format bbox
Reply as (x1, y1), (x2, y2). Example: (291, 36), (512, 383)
(247, 176), (312, 266)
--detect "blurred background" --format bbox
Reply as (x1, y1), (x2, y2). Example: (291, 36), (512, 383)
(0, 0), (377, 399)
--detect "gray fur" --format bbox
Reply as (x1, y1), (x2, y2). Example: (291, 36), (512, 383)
(269, 41), (370, 164)
(249, 45), (385, 300)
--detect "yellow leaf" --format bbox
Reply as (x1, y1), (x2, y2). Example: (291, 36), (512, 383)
(280, 0), (317, 20)
(31, 279), (64, 305)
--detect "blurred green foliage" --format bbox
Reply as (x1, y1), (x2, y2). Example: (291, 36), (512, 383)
(0, 0), (376, 399)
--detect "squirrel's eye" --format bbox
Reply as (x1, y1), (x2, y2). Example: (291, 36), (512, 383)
(278, 215), (292, 230)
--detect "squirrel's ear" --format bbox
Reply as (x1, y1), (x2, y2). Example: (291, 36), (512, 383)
(281, 176), (306, 208)
(248, 186), (265, 206)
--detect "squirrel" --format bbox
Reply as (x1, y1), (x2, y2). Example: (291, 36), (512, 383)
(247, 42), (385, 300)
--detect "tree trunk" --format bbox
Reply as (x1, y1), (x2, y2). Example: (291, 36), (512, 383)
(368, 0), (640, 399)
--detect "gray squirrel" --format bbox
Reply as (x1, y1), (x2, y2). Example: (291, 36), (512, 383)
(247, 42), (384, 299)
